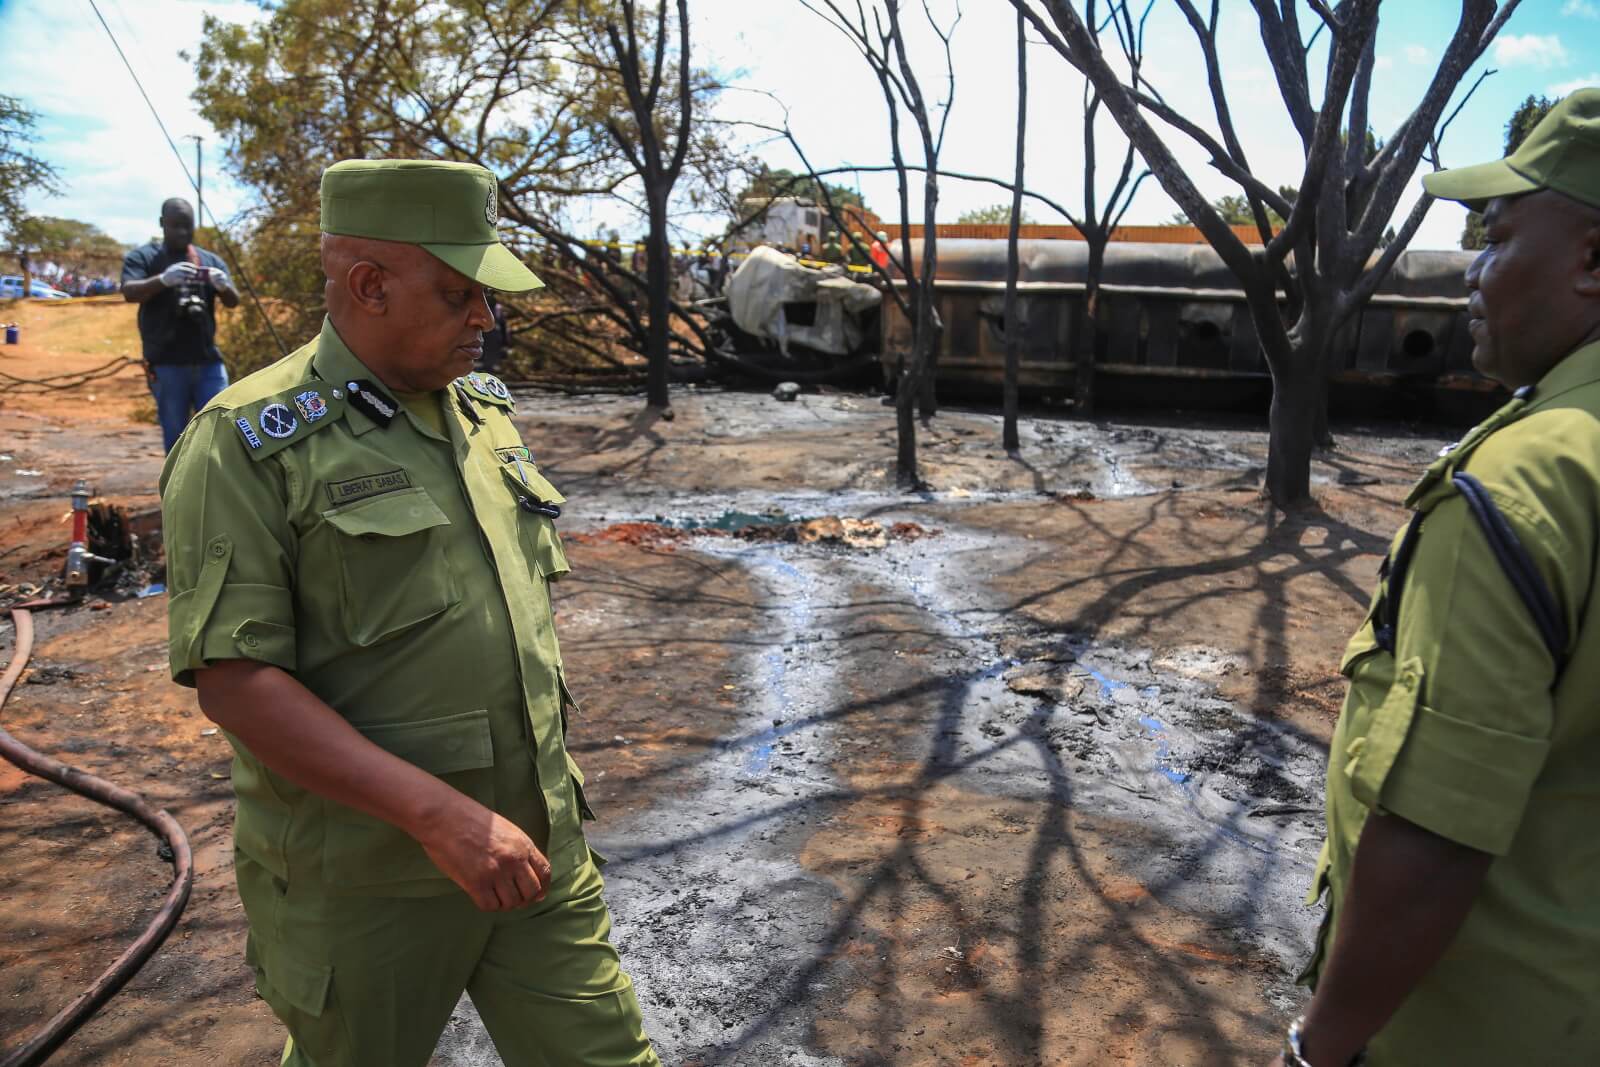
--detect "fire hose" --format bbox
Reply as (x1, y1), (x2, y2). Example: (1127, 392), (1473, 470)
(0, 607), (194, 1066)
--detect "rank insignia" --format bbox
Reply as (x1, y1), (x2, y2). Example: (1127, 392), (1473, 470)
(294, 390), (329, 422)
(495, 446), (534, 464)
(259, 403), (299, 439)
(345, 379), (398, 427)
(235, 416), (263, 449)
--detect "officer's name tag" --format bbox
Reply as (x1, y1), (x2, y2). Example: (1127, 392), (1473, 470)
(326, 469), (412, 505)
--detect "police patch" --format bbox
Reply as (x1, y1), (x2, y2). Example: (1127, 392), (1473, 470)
(235, 416), (263, 450)
(259, 403), (298, 439)
(326, 469), (413, 506)
(495, 446), (534, 464)
(294, 390), (328, 422)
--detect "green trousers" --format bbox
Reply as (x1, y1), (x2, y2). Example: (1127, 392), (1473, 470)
(236, 844), (659, 1067)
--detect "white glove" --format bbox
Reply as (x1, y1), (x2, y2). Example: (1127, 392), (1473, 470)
(204, 266), (233, 292)
(159, 262), (200, 287)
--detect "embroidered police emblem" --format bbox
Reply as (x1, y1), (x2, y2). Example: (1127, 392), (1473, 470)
(485, 185), (498, 227)
(259, 403), (298, 439)
(235, 416), (263, 450)
(294, 390), (328, 422)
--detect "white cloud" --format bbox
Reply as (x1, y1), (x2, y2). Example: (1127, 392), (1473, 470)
(1404, 44), (1430, 66)
(1561, 0), (1598, 18)
(3, 0), (266, 245)
(1374, 55), (1394, 72)
(1493, 34), (1570, 69)
(1549, 74), (1600, 98)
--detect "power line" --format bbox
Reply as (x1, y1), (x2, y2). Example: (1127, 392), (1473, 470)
(86, 0), (289, 358)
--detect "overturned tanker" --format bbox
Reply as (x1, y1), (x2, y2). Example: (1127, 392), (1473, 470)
(879, 239), (1499, 422)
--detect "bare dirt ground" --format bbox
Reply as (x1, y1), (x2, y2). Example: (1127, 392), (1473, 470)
(0, 298), (1463, 1065)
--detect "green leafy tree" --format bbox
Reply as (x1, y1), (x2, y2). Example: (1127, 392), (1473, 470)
(194, 0), (732, 383)
(10, 216), (126, 271)
(957, 203), (1036, 225)
(735, 165), (867, 213)
(0, 95), (63, 260)
(1461, 94), (1558, 250)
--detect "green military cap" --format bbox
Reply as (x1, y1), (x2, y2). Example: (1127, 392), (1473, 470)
(1424, 87), (1600, 212)
(320, 159), (544, 292)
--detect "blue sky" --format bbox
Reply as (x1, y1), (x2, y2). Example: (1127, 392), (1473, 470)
(4, 0), (1597, 252)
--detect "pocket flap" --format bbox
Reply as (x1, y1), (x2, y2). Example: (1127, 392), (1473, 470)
(500, 463), (567, 507)
(323, 487), (449, 538)
(356, 710), (494, 775)
(254, 938), (332, 1018)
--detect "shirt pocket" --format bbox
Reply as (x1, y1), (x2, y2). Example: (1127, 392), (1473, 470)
(321, 487), (459, 646)
(321, 709), (495, 890)
(499, 464), (571, 580)
(1343, 655), (1424, 811)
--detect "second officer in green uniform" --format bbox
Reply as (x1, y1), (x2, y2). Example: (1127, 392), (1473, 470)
(161, 159), (660, 1066)
(1282, 89), (1600, 1066)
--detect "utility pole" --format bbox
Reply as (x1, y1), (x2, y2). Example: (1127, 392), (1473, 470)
(184, 134), (203, 229)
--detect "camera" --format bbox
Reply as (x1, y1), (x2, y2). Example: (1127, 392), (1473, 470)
(175, 283), (208, 322)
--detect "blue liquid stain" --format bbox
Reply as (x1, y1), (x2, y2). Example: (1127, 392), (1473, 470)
(1139, 714), (1192, 785)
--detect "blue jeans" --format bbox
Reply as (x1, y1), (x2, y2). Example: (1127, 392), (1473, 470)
(153, 362), (229, 451)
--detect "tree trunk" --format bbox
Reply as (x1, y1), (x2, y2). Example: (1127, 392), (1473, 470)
(1002, 3), (1026, 454)
(896, 380), (920, 486)
(1077, 239), (1105, 417)
(1264, 351), (1319, 507)
(644, 189), (671, 410)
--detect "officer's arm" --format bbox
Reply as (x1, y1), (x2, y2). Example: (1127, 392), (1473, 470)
(1295, 813), (1492, 1064)
(195, 659), (551, 910)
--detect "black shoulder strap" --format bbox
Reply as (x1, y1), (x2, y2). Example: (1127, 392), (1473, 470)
(1374, 511), (1425, 654)
(1450, 472), (1568, 661)
(1374, 477), (1566, 663)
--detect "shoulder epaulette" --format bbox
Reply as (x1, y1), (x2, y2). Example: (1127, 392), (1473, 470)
(455, 372), (515, 411)
(229, 383), (345, 460)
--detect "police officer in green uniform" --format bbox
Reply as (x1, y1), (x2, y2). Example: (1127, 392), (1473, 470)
(820, 229), (846, 266)
(1279, 88), (1600, 1066)
(161, 159), (661, 1067)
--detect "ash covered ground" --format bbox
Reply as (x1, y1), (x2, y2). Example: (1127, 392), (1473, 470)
(1, 313), (1457, 1066)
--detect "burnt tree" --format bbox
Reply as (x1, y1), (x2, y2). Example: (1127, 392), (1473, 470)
(596, 0), (695, 411)
(1017, 0), (1522, 505)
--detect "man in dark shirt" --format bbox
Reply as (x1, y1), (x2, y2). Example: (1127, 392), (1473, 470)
(122, 198), (240, 450)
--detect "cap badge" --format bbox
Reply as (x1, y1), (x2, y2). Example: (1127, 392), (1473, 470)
(485, 185), (498, 227)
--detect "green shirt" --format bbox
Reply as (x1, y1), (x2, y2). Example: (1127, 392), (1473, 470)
(161, 318), (592, 894)
(1308, 340), (1600, 1063)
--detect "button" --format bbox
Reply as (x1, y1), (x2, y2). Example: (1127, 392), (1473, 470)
(1400, 669), (1417, 688)
(242, 633), (259, 648)
(1514, 384), (1535, 400)
(331, 388), (343, 400)
(210, 542), (227, 558)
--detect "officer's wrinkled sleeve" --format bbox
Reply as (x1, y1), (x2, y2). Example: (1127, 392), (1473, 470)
(1374, 490), (1565, 855)
(160, 410), (296, 686)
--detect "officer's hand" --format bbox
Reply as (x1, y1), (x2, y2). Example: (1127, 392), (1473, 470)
(418, 799), (552, 912)
(159, 262), (199, 288)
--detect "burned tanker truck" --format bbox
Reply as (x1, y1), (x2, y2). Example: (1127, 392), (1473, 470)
(714, 235), (1493, 422)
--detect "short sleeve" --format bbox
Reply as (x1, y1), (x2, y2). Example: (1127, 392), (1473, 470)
(121, 246), (151, 285)
(160, 411), (298, 686)
(1377, 493), (1559, 854)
